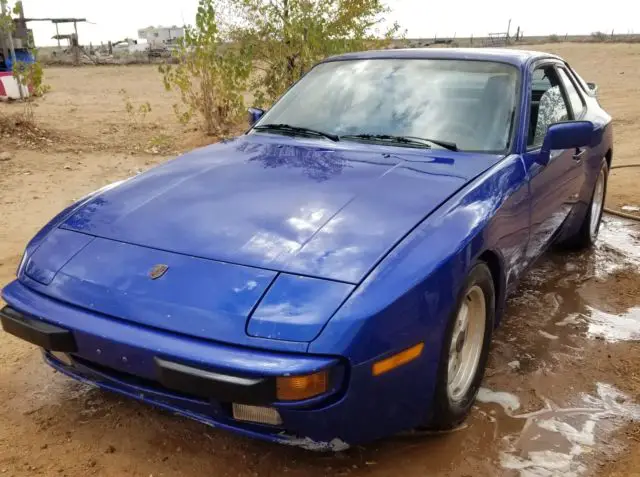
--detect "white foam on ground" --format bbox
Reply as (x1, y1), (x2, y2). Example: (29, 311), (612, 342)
(586, 306), (640, 342)
(538, 330), (560, 340)
(477, 388), (521, 413)
(499, 383), (640, 476)
(280, 436), (350, 452)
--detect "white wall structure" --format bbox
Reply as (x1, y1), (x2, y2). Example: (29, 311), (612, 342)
(112, 38), (150, 54)
(137, 26), (184, 48)
(0, 72), (30, 100)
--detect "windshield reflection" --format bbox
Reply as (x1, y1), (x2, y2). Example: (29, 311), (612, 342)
(236, 141), (352, 182)
(254, 59), (518, 153)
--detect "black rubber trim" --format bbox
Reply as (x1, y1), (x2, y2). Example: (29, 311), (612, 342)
(154, 357), (276, 405)
(0, 306), (77, 352)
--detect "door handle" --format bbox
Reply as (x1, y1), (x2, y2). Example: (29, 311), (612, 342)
(572, 148), (586, 162)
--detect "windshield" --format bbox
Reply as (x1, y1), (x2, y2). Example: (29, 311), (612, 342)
(254, 59), (519, 152)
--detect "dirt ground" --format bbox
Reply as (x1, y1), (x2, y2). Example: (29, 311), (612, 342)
(0, 42), (640, 476)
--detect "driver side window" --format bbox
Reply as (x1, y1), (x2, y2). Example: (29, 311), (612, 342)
(527, 66), (571, 148)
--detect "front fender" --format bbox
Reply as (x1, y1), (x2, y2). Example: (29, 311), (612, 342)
(309, 154), (529, 366)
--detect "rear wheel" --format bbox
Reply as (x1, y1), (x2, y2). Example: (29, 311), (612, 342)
(425, 262), (495, 430)
(563, 160), (608, 249)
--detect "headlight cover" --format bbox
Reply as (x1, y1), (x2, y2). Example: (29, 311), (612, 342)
(14, 179), (128, 282)
(247, 274), (354, 342)
(22, 229), (94, 285)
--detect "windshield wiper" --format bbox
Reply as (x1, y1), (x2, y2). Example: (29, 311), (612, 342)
(341, 134), (458, 152)
(254, 123), (339, 142)
(402, 135), (458, 152)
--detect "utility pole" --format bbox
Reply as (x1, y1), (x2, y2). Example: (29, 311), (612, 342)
(73, 19), (79, 65)
(1, 0), (24, 99)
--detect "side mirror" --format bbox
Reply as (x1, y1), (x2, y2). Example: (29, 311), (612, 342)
(248, 107), (265, 126)
(539, 121), (593, 164)
(587, 82), (598, 96)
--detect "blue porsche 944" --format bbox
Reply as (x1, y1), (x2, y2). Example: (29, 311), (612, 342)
(1, 48), (612, 450)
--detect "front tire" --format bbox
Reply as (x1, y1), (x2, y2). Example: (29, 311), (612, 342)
(426, 262), (495, 430)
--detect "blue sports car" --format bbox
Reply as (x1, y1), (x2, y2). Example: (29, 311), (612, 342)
(1, 48), (612, 450)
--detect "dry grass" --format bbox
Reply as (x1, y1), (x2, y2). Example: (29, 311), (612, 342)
(0, 110), (34, 133)
(0, 109), (52, 147)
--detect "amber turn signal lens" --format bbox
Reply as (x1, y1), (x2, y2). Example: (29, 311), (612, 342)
(276, 371), (328, 401)
(372, 343), (424, 376)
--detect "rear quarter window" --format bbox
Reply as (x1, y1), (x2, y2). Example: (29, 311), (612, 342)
(567, 66), (591, 94)
(557, 68), (585, 117)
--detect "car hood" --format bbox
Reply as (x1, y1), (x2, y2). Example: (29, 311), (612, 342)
(61, 134), (503, 283)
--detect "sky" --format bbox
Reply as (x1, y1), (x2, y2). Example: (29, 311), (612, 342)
(15, 0), (636, 47)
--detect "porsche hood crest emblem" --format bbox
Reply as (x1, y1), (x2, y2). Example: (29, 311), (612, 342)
(149, 264), (169, 280)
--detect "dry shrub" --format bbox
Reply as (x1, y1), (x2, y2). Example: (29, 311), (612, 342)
(591, 31), (609, 42)
(0, 111), (36, 135)
(0, 110), (59, 149)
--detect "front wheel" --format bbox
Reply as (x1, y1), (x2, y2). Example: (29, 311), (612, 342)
(425, 262), (495, 430)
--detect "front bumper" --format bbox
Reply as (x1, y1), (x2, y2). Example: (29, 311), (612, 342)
(2, 280), (437, 447)
(43, 350), (350, 451)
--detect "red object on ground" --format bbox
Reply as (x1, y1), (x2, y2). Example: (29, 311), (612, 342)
(0, 72), (9, 98)
(0, 71), (31, 99)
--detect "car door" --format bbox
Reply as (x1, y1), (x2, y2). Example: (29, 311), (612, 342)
(522, 63), (587, 262)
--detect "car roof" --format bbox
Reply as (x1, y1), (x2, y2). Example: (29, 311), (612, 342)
(322, 48), (562, 67)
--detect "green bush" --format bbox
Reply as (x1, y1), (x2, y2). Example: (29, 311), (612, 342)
(230, 0), (402, 107)
(159, 0), (252, 135)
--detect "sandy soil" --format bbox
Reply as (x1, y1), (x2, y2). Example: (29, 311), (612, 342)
(0, 43), (640, 476)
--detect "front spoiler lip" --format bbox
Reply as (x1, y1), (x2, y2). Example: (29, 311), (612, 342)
(44, 351), (351, 452)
